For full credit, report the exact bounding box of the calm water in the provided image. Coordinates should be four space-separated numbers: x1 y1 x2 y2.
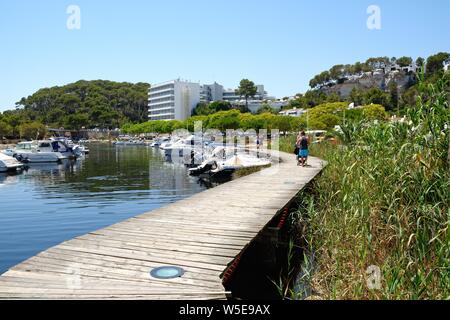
0 144 207 274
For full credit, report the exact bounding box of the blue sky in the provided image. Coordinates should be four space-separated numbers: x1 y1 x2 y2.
0 0 449 111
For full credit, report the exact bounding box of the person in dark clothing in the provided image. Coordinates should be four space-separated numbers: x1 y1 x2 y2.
296 131 309 167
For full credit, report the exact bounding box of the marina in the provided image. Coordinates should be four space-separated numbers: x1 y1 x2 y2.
0 143 326 299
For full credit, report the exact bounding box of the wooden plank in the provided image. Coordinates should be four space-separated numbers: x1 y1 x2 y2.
74 235 241 258
72 236 240 258
103 224 258 240
75 233 245 251
53 244 228 271
57 239 235 265
91 228 250 247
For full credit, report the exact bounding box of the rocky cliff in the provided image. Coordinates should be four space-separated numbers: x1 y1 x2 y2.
320 70 417 98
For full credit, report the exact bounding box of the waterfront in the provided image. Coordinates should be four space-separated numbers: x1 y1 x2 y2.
0 144 207 274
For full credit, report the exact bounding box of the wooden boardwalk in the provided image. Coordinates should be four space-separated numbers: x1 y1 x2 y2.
0 152 326 299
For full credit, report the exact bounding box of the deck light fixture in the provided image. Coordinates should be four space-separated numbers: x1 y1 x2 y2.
150 266 185 279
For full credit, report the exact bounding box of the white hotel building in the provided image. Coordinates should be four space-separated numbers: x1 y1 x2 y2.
148 80 272 121
148 80 200 121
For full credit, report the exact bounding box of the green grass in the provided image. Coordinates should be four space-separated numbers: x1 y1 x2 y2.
279 74 450 299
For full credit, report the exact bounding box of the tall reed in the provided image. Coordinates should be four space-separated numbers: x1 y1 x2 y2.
281 74 449 299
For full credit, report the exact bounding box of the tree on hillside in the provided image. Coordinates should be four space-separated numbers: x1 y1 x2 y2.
1 112 24 137
19 122 47 140
365 57 390 69
426 52 450 77
388 80 399 114
397 56 413 67
0 121 13 139
300 102 347 130
209 101 232 112
64 113 89 130
349 87 365 106
416 57 425 68
350 62 370 74
236 79 257 110
13 80 149 129
326 92 341 103
362 104 389 120
234 104 251 114
207 110 241 132
309 71 332 88
329 65 345 80
364 88 391 110
192 100 232 116
192 102 212 116
304 90 327 107
309 77 319 89
400 86 418 110
286 96 308 110
256 104 277 114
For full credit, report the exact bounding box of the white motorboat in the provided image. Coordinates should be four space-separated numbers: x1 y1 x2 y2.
127 140 148 146
0 153 24 172
114 139 148 146
189 149 271 176
2 142 64 163
212 154 271 174
160 136 184 150
150 137 169 148
163 135 196 155
49 138 84 157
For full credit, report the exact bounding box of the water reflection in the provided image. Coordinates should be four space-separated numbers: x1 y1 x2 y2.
0 144 207 274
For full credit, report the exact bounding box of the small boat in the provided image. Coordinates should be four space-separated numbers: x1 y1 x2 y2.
189 150 271 177
0 153 24 172
2 142 64 163
150 137 169 148
128 140 148 146
50 138 84 157
208 154 271 179
113 139 148 146
163 135 196 156
159 138 176 150
188 159 219 176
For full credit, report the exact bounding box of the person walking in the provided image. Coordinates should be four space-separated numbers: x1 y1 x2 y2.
296 131 309 167
295 132 301 163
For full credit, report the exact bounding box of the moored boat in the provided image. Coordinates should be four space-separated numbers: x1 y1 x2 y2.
189 148 271 177
0 153 24 172
2 142 65 163
49 138 84 158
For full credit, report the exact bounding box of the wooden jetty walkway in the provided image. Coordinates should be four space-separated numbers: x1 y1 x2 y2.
0 152 326 299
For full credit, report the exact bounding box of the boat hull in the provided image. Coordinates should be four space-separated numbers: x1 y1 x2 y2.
0 154 25 172
13 152 64 163
0 164 23 173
